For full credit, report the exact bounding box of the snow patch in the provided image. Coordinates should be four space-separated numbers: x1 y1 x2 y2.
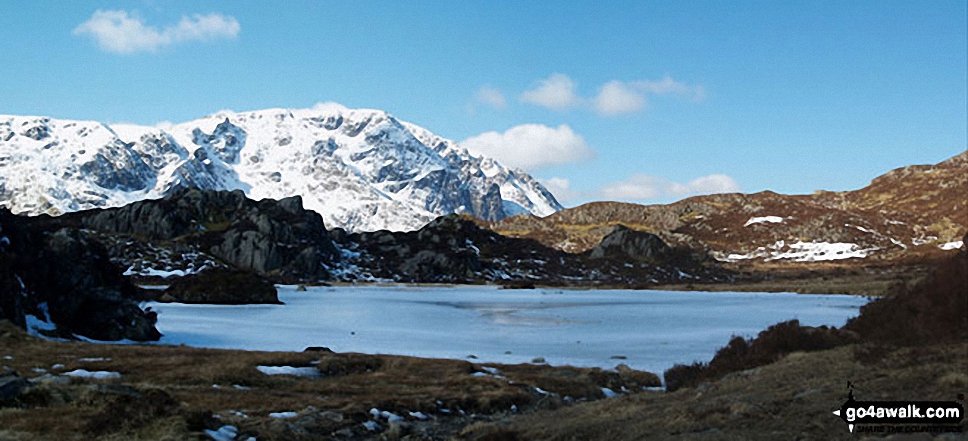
256 365 320 377
940 240 964 250
743 216 786 227
204 425 238 441
269 411 298 419
62 369 121 380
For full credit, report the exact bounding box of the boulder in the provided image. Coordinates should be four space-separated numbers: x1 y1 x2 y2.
589 225 672 262
161 268 280 304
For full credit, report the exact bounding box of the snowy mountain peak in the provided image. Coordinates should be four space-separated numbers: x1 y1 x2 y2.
0 106 562 232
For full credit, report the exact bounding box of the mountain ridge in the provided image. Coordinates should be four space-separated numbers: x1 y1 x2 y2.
0 105 562 232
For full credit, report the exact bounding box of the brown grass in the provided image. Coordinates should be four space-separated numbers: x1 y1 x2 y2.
0 320 659 440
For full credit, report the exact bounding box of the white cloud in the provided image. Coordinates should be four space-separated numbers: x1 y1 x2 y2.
460 124 594 170
598 175 665 201
633 76 706 102
520 74 582 110
73 10 240 54
475 86 507 109
598 173 740 202
593 81 646 116
667 174 739 196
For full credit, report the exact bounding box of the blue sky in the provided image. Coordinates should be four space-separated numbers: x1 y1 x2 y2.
1 1 965 206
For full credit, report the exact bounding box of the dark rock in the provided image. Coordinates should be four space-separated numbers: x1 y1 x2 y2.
162 268 280 304
0 373 30 404
589 225 672 262
303 346 333 353
1 209 160 342
74 188 338 282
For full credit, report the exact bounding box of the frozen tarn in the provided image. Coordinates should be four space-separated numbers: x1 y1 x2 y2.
62 369 121 380
256 365 320 377
145 285 868 376
743 216 786 227
940 240 964 250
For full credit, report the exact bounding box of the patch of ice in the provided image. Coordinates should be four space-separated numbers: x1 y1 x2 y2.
269 411 298 419
51 364 64 370
743 216 785 227
62 369 121 380
362 421 381 431
940 240 964 250
256 365 320 377
232 385 249 390
205 425 238 441
601 387 618 398
78 357 109 362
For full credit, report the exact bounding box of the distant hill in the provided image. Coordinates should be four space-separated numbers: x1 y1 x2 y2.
487 151 967 264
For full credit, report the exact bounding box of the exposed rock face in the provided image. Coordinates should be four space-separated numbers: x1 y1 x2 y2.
0 209 160 341
589 225 671 262
161 269 279 304
336 214 724 285
76 187 338 283
348 216 485 283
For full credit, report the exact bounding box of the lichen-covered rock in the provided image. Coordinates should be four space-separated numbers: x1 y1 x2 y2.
161 268 280 304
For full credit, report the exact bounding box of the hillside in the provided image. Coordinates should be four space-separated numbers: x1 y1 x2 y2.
488 151 967 266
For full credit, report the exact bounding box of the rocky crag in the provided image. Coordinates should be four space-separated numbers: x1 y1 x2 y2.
0 209 160 342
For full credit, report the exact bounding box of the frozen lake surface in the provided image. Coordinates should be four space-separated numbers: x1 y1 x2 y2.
146 285 868 375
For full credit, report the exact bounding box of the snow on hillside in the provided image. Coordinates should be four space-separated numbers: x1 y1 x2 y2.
0 106 563 231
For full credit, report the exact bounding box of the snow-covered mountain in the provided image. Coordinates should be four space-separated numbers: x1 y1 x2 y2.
0 104 562 231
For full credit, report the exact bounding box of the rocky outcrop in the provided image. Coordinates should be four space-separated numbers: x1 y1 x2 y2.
588 225 671 262
74 187 338 283
160 269 280 304
0 209 160 341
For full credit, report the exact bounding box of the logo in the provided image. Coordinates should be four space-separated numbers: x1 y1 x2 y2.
831 381 964 434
